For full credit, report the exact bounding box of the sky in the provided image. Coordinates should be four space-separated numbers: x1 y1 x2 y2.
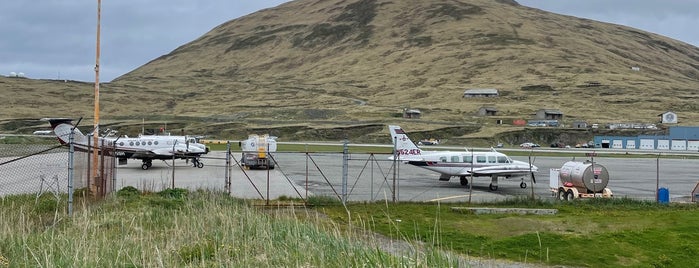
1 0 697 82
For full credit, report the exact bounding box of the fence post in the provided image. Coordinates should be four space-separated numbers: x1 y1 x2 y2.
393 136 397 203
68 128 75 216
171 140 176 189
225 141 231 195
342 139 349 205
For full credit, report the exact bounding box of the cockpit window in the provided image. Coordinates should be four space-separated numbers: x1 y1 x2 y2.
439 156 447 162
497 156 509 163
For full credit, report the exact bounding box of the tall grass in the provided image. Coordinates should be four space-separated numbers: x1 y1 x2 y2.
0 190 458 267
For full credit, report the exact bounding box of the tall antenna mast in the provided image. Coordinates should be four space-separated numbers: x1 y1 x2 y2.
92 0 102 196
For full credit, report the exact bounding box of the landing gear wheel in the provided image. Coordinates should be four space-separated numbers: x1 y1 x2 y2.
520 182 527 189
489 183 498 191
197 162 204 168
460 176 469 186
141 163 149 170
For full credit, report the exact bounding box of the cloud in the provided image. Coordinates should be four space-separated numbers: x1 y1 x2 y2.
0 0 289 81
518 0 699 47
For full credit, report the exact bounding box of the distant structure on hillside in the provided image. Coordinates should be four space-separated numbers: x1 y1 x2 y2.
463 88 498 98
403 108 421 119
477 106 498 116
535 109 563 120
571 121 588 128
8 72 25 78
659 111 678 124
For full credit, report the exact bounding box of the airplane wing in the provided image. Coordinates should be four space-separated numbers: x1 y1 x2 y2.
468 166 536 177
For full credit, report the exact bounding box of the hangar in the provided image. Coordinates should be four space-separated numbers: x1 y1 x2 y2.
594 126 699 151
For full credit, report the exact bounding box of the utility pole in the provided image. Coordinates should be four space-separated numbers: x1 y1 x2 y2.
92 0 102 196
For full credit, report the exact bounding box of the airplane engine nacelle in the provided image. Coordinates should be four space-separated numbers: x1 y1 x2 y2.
559 161 609 193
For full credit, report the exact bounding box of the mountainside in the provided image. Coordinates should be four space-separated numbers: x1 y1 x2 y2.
2 0 699 144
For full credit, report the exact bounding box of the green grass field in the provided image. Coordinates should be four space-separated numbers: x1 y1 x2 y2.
319 198 699 267
2 189 697 267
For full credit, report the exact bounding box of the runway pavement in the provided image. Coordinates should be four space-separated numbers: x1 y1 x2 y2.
111 151 699 203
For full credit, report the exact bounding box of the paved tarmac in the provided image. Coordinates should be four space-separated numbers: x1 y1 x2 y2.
112 151 699 203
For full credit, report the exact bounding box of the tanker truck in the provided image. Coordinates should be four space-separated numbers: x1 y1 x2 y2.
551 161 613 200
239 134 277 170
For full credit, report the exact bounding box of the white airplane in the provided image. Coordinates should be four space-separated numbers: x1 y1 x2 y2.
388 125 538 191
43 118 209 170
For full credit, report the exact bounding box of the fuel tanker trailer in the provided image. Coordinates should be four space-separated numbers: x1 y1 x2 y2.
239 134 277 170
555 161 613 200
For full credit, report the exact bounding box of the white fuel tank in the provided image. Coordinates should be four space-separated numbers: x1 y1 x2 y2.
559 161 609 193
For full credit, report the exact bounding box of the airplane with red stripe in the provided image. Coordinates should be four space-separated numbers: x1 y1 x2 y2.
388 125 537 191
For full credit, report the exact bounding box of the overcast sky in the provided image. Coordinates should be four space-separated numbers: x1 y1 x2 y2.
1 0 697 82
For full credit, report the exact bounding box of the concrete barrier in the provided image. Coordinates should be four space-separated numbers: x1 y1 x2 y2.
451 207 558 215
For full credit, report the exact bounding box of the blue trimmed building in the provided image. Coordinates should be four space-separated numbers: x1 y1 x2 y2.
593 126 699 151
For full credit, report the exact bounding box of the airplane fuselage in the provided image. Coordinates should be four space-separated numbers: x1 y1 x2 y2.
45 118 208 170
404 151 536 178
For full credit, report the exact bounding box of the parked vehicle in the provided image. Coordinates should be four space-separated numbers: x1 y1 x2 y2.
520 142 540 148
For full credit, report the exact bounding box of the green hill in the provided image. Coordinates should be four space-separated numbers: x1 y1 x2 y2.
2 0 698 145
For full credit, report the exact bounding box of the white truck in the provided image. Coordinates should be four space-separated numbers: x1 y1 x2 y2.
239 134 277 169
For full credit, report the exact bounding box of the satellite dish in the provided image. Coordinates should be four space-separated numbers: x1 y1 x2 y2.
18 72 25 77
9 72 16 77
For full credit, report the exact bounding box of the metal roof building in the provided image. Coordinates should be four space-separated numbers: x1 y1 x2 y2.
463 88 499 98
593 126 699 151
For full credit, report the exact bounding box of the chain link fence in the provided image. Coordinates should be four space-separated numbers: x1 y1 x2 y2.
0 144 116 199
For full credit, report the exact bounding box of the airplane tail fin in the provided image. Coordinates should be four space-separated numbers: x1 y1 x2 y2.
388 125 423 159
41 118 87 145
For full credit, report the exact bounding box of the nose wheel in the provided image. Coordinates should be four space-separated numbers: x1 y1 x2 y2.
192 158 204 168
520 181 527 189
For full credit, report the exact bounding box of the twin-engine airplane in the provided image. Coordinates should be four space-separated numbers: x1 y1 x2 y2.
388 125 538 191
44 118 209 170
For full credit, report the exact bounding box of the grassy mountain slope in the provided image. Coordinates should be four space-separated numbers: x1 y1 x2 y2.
2 0 698 143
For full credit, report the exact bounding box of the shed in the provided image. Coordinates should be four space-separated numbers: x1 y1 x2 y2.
403 108 422 119
659 111 677 124
477 106 498 116
463 88 499 98
535 109 563 120
572 121 588 128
